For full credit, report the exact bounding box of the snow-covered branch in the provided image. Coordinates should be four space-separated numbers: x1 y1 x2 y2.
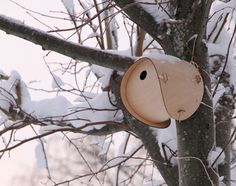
113 0 176 54
0 14 134 71
0 70 129 157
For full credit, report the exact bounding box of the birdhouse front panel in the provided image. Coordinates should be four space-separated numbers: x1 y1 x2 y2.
120 58 170 128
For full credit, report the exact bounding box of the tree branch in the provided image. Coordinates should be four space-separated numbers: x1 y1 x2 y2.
110 73 179 185
0 15 134 71
195 0 213 49
113 0 175 54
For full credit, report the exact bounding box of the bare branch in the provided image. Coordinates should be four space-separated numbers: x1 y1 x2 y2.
110 73 179 185
195 0 214 49
212 24 236 97
0 15 134 71
113 0 175 54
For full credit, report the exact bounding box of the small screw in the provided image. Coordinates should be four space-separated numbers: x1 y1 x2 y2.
194 75 202 84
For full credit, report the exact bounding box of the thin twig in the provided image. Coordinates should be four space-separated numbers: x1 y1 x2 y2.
212 24 236 97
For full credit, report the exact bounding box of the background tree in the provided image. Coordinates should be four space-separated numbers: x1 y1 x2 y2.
0 0 236 185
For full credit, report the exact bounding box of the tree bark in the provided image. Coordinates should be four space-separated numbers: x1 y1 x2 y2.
173 0 218 185
113 0 219 185
176 42 218 186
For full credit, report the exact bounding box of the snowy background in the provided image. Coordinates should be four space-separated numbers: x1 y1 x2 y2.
0 0 236 185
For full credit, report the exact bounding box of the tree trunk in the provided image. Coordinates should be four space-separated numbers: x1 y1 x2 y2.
114 0 220 185
176 41 218 186
168 0 218 184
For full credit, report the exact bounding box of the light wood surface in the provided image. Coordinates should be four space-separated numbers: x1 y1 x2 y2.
120 57 204 128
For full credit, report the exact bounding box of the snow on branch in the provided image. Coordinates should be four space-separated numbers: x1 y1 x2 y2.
113 0 175 54
0 14 134 71
0 69 129 156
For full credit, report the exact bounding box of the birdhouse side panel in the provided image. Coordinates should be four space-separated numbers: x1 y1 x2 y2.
152 60 204 120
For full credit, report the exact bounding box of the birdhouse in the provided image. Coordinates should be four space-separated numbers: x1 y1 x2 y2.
120 57 204 128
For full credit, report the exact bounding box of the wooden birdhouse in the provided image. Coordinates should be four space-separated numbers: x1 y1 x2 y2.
120 57 204 128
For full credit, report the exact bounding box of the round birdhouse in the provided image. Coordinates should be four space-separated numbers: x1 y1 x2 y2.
120 57 204 128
